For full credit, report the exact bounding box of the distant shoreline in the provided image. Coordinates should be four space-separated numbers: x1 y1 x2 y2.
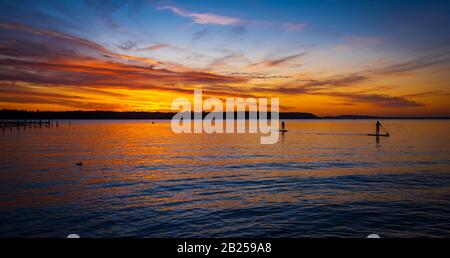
0 110 448 120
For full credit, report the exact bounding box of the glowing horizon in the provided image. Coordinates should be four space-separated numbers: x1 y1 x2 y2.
0 0 449 116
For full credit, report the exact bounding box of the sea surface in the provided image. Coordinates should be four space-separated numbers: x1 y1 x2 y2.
0 120 449 237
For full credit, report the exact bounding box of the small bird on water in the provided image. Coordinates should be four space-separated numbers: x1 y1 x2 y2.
75 162 83 166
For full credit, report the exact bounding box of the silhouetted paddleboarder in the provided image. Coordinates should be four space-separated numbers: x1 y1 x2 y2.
279 121 288 133
369 121 389 137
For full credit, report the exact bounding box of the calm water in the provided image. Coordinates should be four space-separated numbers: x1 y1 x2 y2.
0 120 449 237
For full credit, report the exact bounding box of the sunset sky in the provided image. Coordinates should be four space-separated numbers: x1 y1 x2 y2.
0 0 449 116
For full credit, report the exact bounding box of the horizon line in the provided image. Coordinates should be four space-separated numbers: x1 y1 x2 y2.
1 109 449 119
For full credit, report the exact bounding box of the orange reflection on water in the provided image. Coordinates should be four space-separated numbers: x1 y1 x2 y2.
0 119 450 237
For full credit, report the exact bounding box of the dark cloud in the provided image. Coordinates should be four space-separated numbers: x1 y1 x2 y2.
207 52 248 70
0 95 125 110
0 82 125 110
403 90 450 98
319 92 424 108
252 72 423 108
0 83 88 100
191 28 210 43
249 52 308 68
294 73 369 89
227 72 292 80
257 84 423 108
372 52 450 75
228 24 248 38
116 40 138 51
265 73 369 94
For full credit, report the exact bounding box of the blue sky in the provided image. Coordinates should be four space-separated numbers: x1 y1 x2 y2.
3 0 449 54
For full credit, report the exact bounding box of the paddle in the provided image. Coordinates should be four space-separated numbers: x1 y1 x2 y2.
380 124 390 136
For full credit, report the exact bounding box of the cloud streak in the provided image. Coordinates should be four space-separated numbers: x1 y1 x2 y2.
138 44 172 51
372 52 450 75
254 72 424 108
319 92 423 108
158 6 245 26
249 52 308 68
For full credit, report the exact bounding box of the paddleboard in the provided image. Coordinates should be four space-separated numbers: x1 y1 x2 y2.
367 133 389 137
279 129 288 133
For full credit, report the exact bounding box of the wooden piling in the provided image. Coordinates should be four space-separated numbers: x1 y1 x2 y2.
0 120 59 133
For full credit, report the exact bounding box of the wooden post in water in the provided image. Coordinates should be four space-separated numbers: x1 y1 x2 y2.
0 119 65 132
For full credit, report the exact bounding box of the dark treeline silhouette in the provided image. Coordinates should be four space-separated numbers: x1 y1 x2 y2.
0 110 174 119
0 110 319 120
0 110 447 120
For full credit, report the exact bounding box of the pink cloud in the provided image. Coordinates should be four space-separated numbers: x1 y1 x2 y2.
159 6 245 26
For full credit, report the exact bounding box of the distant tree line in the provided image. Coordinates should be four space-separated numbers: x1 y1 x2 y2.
1 110 446 119
0 110 319 120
